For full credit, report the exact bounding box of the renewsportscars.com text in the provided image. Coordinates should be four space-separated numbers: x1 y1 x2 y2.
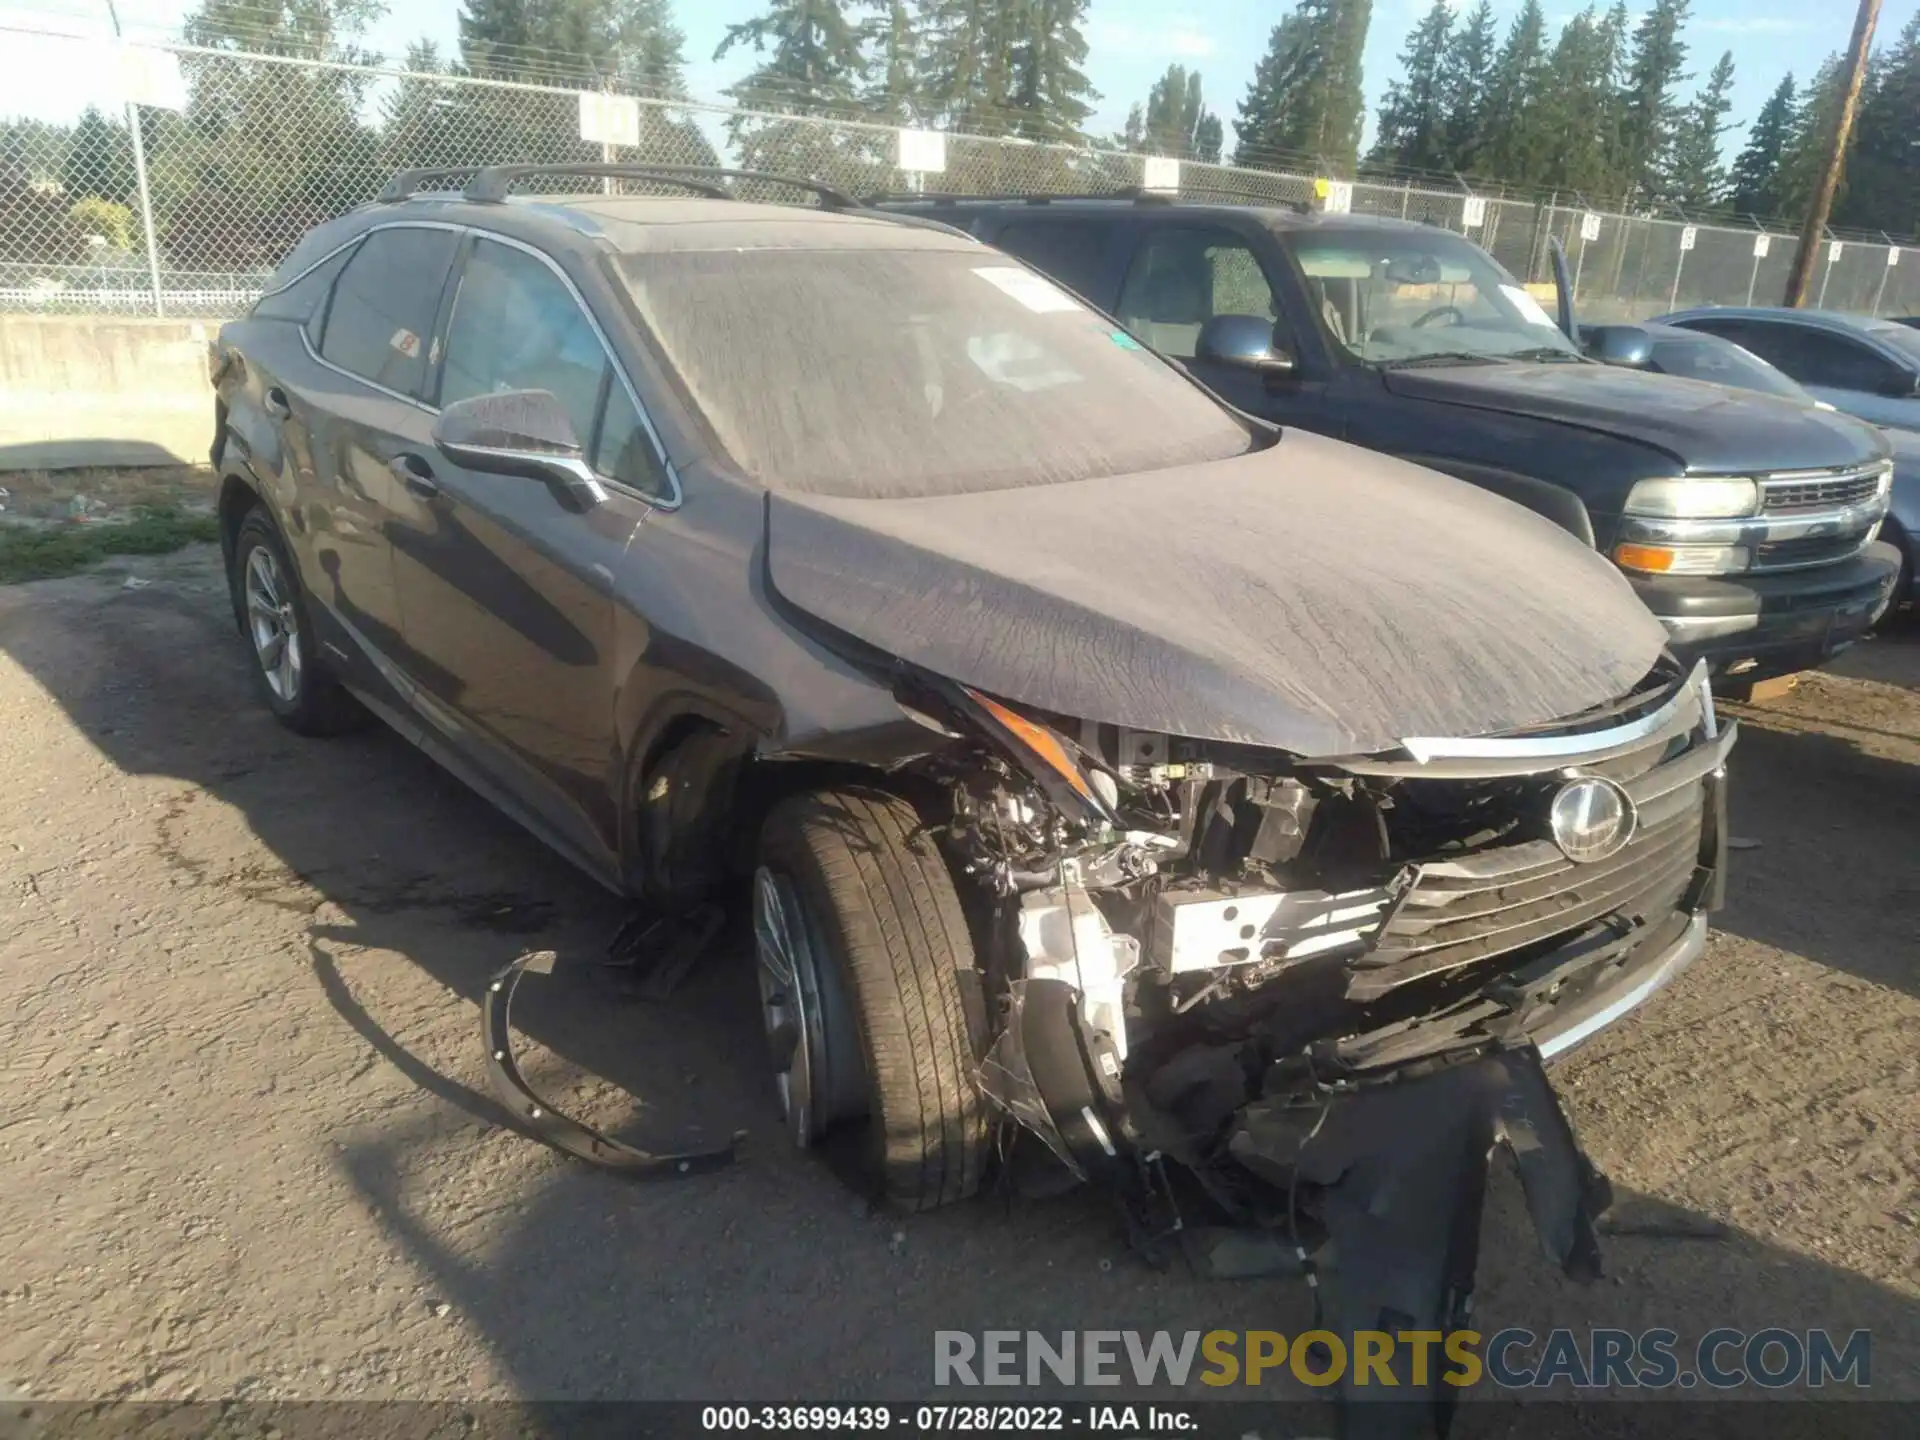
934 1328 1871 1391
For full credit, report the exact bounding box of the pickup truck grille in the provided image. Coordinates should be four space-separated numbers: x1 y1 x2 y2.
1760 464 1888 513
1347 718 1725 1001
1753 533 1874 570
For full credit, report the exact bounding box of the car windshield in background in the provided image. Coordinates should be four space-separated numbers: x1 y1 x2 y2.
1279 229 1582 366
616 249 1256 499
1650 334 1811 402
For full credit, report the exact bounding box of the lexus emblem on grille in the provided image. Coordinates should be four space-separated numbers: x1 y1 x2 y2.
1549 776 1638 863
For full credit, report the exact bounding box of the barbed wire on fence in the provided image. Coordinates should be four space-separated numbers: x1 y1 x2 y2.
4 27 1920 320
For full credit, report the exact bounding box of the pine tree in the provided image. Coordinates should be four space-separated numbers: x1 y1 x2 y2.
1232 0 1374 172
458 0 687 90
1368 0 1452 172
918 0 1019 135
1617 0 1691 202
1476 0 1550 183
1840 14 1920 233
1123 64 1218 159
1666 50 1734 207
1001 0 1098 142
1726 73 1796 217
1529 5 1629 198
1435 0 1497 171
717 0 868 176
61 107 137 208
1194 112 1224 164
862 0 920 121
1773 55 1854 221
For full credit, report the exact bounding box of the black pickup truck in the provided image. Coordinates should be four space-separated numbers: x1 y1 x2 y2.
879 195 1900 683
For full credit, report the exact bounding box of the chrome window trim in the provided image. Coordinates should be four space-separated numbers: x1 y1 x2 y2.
272 218 681 509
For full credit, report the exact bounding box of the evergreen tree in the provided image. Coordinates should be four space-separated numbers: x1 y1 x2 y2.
1194 112 1224 164
1529 5 1629 198
918 0 1018 135
1773 55 1854 220
1667 50 1734 207
1617 0 1691 202
1840 14 1920 234
1476 0 1550 183
1001 0 1097 142
1435 0 1497 171
1726 73 1796 217
1123 64 1218 158
1367 0 1451 172
61 107 137 208
458 0 686 91
1233 0 1374 171
717 0 868 176
862 0 920 121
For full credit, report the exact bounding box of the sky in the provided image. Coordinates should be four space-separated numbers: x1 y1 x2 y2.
1 0 1914 165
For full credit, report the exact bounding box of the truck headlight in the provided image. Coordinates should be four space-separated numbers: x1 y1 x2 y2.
1615 542 1750 574
1625 476 1760 519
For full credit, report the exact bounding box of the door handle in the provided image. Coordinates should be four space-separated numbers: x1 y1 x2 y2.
389 452 439 498
263 386 292 419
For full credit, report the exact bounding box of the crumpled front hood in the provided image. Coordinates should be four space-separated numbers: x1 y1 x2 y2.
1384 361 1888 474
765 431 1669 758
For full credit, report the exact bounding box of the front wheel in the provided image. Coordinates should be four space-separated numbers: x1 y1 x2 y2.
231 507 365 736
754 787 990 1212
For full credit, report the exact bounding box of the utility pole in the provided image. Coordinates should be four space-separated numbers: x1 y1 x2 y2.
1782 0 1881 307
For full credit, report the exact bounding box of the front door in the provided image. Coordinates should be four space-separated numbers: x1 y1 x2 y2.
1112 223 1336 434
390 234 655 877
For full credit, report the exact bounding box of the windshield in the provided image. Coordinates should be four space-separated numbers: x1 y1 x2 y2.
615 248 1255 498
1649 333 1811 402
1866 320 1920 368
1279 227 1581 365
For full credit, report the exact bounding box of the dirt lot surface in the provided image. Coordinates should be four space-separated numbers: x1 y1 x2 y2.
0 544 1915 1429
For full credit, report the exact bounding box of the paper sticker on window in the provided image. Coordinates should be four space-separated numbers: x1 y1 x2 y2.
1498 284 1557 329
389 328 420 358
973 266 1081 313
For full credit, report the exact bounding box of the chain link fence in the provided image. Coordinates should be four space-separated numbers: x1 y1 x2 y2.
4 31 1920 322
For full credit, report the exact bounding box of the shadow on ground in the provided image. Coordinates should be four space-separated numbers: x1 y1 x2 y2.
1 548 1913 1424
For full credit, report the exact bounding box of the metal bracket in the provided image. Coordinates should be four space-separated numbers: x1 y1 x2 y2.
481 949 743 1177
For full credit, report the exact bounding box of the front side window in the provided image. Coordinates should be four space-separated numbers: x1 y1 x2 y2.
1648 334 1810 402
616 247 1255 499
1115 228 1283 360
317 227 459 398
1725 325 1906 394
993 221 1114 305
440 238 609 449
1279 227 1581 366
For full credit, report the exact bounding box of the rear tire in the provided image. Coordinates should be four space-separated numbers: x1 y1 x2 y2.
755 787 989 1212
231 507 366 736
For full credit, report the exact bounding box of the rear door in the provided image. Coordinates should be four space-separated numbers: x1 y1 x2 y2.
389 232 672 879
278 223 461 704
1683 318 1920 429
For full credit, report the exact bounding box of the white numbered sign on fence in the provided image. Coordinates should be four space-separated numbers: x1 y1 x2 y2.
1753 234 1771 258
117 43 187 111
1142 156 1181 193
1321 180 1353 214
897 128 947 174
1461 197 1486 229
578 91 641 148
1680 226 1697 252
1580 213 1601 242
1891 248 1902 268
1828 241 1844 264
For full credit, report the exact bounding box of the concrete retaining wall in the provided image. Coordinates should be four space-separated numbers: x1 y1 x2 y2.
0 314 231 471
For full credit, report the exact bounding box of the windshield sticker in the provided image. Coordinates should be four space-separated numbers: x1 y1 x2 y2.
1109 330 1144 350
1499 284 1559 329
388 327 421 358
973 266 1082 313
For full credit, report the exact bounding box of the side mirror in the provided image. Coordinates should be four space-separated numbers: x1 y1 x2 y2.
1582 324 1655 368
1195 314 1296 375
431 390 606 511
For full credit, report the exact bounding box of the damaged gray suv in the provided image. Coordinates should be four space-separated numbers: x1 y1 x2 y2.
212 167 1734 1404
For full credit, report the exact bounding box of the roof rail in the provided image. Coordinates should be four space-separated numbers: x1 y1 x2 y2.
860 187 1177 207
377 163 860 209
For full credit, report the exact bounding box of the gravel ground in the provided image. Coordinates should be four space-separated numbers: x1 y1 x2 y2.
0 545 1914 1431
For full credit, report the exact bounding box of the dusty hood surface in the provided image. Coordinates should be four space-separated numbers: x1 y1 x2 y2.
1384 362 1888 474
766 432 1669 757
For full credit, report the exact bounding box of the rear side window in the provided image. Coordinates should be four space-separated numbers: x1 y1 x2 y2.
992 221 1114 305
439 238 609 450
252 242 357 341
318 227 460 398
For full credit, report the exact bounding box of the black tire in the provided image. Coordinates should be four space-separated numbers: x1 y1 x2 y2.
230 506 366 736
757 787 990 1212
